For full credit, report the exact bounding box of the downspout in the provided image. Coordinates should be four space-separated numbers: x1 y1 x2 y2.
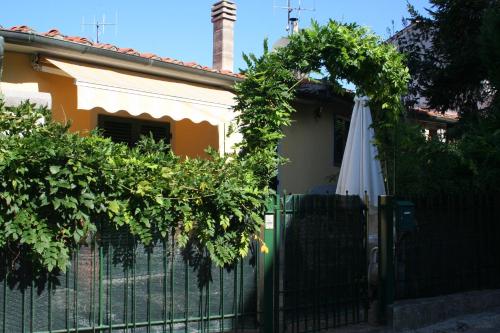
0 36 4 83
0 36 4 101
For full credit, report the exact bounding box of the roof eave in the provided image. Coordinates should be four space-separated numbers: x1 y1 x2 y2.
0 30 243 90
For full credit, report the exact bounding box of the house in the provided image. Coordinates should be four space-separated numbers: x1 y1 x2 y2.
0 1 242 159
279 82 354 194
388 22 458 141
0 0 355 195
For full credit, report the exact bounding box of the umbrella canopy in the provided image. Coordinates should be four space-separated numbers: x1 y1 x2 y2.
335 96 386 206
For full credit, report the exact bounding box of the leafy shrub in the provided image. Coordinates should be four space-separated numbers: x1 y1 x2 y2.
0 101 267 272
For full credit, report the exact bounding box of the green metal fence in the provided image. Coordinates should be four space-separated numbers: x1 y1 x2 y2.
395 195 500 300
0 228 260 333
278 194 368 333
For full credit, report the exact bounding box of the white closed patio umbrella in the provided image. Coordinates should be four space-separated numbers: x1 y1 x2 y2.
335 95 386 285
335 96 386 204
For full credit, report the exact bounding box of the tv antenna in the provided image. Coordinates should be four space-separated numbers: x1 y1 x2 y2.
81 13 118 43
274 0 316 35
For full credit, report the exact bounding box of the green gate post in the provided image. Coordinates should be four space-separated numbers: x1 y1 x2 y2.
378 195 394 324
262 194 280 333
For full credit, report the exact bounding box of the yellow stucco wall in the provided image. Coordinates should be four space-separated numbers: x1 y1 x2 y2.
174 119 219 158
2 51 91 133
2 51 220 158
279 101 351 194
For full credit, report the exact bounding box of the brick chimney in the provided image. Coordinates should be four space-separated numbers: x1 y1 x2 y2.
211 1 237 72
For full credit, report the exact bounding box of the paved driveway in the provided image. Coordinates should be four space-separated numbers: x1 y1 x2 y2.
325 307 500 333
410 308 500 333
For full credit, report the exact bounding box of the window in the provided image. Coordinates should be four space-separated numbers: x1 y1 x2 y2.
333 115 350 166
98 115 171 147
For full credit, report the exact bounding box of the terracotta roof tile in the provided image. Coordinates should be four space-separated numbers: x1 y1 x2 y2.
140 52 161 60
412 107 459 121
65 36 93 45
10 25 34 33
1 24 243 78
94 43 118 51
43 29 62 38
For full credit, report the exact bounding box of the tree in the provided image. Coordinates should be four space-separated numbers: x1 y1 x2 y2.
389 0 500 196
480 4 500 111
404 0 498 121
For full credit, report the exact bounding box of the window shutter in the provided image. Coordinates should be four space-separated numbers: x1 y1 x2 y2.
98 116 134 146
333 116 350 166
139 122 171 145
98 115 171 147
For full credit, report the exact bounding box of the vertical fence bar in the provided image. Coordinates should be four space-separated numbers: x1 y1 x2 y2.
66 265 70 333
378 195 394 323
207 276 211 332
91 237 96 331
200 282 204 333
239 259 244 327
163 241 167 333
219 267 224 333
170 232 174 333
98 243 104 327
48 277 52 332
344 195 349 326
324 196 331 330
132 241 137 332
108 241 113 333
312 196 318 332
254 240 259 329
274 194 280 333
31 279 35 333
304 198 309 332
233 263 238 332
3 266 6 333
21 284 25 333
124 241 129 333
74 247 79 333
294 195 300 333
185 258 189 333
147 248 151 333
333 195 338 328
262 194 278 333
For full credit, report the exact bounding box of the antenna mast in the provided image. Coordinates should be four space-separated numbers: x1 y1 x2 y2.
82 13 118 43
274 0 315 35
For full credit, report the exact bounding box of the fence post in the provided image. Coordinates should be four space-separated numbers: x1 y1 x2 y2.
378 195 394 324
262 194 280 333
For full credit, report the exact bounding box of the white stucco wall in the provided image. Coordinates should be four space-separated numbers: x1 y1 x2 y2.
278 100 352 194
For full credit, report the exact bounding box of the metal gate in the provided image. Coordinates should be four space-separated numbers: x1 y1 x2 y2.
277 194 368 333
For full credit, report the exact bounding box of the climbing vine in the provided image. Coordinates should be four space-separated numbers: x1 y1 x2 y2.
0 20 408 273
234 20 410 178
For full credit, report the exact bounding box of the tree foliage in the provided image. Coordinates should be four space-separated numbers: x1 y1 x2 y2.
403 0 498 119
388 0 500 196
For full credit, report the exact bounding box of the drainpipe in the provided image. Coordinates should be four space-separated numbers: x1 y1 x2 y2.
0 36 4 82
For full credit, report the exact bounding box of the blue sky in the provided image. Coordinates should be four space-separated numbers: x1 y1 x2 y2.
0 0 431 71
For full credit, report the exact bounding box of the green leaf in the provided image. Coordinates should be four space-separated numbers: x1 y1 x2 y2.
49 165 61 174
108 200 120 214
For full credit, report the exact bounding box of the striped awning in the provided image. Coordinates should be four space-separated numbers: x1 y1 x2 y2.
44 57 236 126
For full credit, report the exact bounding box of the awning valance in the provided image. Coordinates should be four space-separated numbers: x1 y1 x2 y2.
44 57 236 126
